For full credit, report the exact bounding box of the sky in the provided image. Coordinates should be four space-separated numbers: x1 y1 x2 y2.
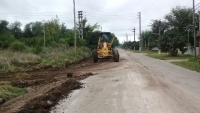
0 0 200 43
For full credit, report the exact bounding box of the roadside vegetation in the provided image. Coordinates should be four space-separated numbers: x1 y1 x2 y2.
0 17 120 103
122 5 199 72
172 59 200 73
146 52 191 60
0 82 27 100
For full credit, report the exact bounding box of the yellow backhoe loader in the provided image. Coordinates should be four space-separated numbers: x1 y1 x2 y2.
92 32 119 62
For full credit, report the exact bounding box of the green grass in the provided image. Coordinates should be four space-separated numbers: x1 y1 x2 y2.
132 50 200 72
40 46 91 67
132 50 158 54
146 53 191 60
0 83 27 100
0 51 41 72
132 50 191 60
0 46 91 72
172 59 200 73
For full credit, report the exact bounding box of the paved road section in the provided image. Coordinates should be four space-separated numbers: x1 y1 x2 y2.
51 49 200 113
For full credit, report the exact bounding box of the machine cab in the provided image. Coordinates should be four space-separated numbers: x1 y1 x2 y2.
99 32 112 43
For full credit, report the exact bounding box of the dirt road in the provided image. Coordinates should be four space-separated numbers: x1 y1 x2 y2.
51 49 200 113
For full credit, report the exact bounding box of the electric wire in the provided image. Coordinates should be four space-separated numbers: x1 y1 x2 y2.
139 0 152 12
143 0 158 13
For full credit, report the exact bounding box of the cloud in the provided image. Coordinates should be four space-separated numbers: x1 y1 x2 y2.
0 0 199 43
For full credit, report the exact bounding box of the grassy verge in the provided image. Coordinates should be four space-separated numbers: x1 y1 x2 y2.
132 50 190 60
132 50 191 60
0 82 27 100
40 46 91 67
146 53 191 60
132 50 200 73
0 46 91 72
0 46 91 103
0 51 41 72
172 59 200 73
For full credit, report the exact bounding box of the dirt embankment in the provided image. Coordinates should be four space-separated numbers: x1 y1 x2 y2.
0 58 95 113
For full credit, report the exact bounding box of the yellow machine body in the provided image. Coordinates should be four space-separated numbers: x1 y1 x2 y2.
97 37 115 58
92 32 119 62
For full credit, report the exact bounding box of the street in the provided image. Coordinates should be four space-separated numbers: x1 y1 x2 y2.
51 49 200 113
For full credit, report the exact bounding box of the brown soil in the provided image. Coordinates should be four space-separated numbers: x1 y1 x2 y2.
0 58 96 113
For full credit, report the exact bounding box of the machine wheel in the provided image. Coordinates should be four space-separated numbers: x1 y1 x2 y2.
113 49 119 62
92 49 98 63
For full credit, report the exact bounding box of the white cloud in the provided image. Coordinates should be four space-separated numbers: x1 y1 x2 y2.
0 0 199 43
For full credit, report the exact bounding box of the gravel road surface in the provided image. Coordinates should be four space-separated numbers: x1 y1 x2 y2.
51 49 200 113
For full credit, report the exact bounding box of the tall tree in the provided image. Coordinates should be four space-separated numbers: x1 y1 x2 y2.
0 20 9 33
165 6 193 32
9 21 22 39
151 20 169 35
164 6 199 46
23 23 34 38
45 19 61 41
32 21 43 37
161 28 186 56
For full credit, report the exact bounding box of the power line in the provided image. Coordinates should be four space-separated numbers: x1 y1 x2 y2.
84 14 138 18
84 12 138 16
140 0 152 12
143 0 158 13
86 17 138 20
76 3 109 14
85 15 138 19
0 12 73 15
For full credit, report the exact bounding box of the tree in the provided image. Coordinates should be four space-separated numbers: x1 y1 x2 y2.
0 20 9 33
164 6 199 48
151 20 169 35
0 33 15 49
111 33 119 48
140 30 159 50
60 23 67 38
45 19 61 41
23 23 34 38
32 21 43 37
165 6 193 32
9 21 22 39
121 41 140 50
161 28 186 56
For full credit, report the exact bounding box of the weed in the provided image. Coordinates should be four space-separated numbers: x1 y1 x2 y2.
0 83 27 100
172 58 200 73
146 52 191 60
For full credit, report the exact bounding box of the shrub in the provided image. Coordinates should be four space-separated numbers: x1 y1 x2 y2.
10 41 27 52
33 46 43 54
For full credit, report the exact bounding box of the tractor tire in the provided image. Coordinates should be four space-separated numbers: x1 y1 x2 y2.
113 49 119 62
92 49 98 63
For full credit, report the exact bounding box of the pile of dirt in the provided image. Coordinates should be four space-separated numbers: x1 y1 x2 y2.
0 58 96 113
18 79 82 113
18 72 94 113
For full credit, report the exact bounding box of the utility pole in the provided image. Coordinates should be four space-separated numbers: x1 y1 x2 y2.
78 11 81 39
132 27 136 50
148 37 150 51
78 11 83 39
187 27 190 45
158 21 161 54
73 0 76 53
138 12 142 51
198 11 200 56
126 33 128 42
44 25 46 47
193 0 196 58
